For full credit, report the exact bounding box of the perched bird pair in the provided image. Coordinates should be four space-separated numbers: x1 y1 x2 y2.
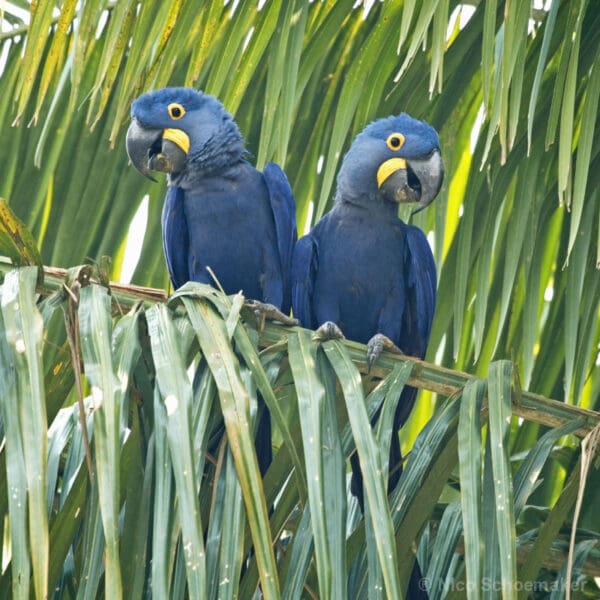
126 87 443 505
127 86 442 599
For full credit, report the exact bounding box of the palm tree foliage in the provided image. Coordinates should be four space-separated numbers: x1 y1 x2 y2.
0 0 599 598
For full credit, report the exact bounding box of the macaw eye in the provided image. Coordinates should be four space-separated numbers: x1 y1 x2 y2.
386 133 405 151
168 103 185 120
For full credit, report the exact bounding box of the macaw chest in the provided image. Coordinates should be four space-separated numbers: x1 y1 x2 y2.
321 217 406 295
314 217 408 342
181 188 278 296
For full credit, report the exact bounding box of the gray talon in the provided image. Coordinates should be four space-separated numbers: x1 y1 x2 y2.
249 300 298 326
313 321 345 341
367 333 403 370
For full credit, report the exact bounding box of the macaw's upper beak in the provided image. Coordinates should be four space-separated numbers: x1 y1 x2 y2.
126 118 189 180
377 148 444 212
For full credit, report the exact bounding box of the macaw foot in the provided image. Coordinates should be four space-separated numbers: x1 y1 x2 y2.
312 321 345 342
366 334 404 370
248 300 298 326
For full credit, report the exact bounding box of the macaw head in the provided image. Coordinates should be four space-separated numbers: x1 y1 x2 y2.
126 87 243 181
336 113 443 212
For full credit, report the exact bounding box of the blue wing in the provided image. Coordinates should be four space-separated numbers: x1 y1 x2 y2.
291 234 318 328
161 186 189 289
390 224 437 435
263 162 297 313
401 224 437 358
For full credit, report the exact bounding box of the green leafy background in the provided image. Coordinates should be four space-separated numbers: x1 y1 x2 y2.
0 1 599 598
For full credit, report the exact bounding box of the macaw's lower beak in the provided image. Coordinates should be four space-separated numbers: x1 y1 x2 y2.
377 149 444 212
126 118 189 180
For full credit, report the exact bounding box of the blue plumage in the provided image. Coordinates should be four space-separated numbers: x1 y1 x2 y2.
127 87 296 312
292 113 441 599
127 87 297 472
292 112 443 509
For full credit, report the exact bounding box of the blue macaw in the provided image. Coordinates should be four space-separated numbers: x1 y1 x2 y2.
126 87 297 473
292 114 441 598
292 114 443 508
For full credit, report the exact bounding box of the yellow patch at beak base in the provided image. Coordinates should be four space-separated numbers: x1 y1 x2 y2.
163 128 190 154
377 157 407 188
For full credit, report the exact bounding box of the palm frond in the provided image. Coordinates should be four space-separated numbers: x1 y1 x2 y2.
0 262 598 597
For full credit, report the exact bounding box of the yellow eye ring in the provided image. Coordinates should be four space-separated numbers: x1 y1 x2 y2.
167 103 185 120
386 133 405 151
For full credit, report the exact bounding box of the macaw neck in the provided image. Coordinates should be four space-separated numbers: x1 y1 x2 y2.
169 152 246 189
337 191 401 221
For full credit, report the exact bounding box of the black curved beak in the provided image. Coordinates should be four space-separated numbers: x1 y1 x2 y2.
126 118 188 180
126 119 161 181
377 148 444 212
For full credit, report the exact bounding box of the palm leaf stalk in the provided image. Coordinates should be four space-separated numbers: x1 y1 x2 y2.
1 257 596 435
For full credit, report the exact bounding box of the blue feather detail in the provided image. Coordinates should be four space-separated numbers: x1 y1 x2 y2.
161 186 189 290
291 235 318 328
401 224 437 358
263 162 297 313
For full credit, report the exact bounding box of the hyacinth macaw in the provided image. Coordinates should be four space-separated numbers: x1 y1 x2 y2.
292 113 443 508
292 113 442 599
126 87 297 473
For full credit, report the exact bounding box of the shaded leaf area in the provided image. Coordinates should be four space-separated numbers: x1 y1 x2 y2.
0 0 598 411
0 265 599 599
